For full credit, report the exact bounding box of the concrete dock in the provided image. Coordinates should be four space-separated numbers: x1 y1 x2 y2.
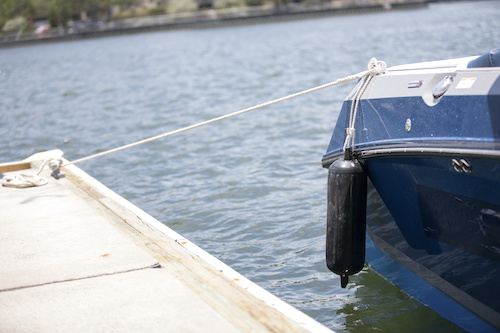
0 151 333 332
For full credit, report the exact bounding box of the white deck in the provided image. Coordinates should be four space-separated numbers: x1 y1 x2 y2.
0 151 333 333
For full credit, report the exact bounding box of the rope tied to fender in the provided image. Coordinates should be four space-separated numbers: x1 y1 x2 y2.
1 58 386 188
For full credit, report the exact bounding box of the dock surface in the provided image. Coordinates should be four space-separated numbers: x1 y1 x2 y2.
0 151 332 332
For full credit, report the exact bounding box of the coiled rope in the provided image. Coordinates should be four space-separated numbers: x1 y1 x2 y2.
1 158 62 188
1 58 386 188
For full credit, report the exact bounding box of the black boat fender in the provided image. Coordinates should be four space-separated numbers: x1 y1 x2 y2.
326 148 367 288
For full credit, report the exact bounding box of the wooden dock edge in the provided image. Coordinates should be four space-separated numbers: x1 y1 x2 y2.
58 160 333 333
0 161 32 173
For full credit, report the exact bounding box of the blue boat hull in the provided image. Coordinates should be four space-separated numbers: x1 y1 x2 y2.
323 51 500 332
365 158 500 332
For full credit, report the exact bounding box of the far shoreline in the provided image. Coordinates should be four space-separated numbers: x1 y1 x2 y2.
0 1 428 49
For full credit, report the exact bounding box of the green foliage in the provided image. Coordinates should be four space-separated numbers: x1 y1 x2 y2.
2 16 28 32
214 0 245 9
168 0 198 14
113 0 143 8
0 0 31 29
51 0 126 26
1 0 120 29
146 6 166 15
48 0 70 27
244 0 263 6
0 0 207 31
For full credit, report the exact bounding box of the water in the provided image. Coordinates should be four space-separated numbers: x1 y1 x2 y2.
1 1 499 331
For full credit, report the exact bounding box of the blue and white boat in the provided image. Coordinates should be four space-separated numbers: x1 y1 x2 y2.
323 49 500 332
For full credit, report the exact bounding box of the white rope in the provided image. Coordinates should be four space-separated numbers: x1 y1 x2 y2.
1 173 49 188
62 58 387 168
343 58 386 152
0 158 62 188
1 58 387 188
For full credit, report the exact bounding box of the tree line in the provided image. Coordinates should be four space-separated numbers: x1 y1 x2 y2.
0 0 150 31
1 0 287 32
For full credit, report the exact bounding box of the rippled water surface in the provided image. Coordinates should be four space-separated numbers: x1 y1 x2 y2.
2 1 500 331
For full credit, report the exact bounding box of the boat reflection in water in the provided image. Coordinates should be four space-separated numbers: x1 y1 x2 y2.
323 49 500 332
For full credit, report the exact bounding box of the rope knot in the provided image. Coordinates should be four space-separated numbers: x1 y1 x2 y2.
367 58 387 75
346 128 356 137
48 158 62 172
1 158 63 188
